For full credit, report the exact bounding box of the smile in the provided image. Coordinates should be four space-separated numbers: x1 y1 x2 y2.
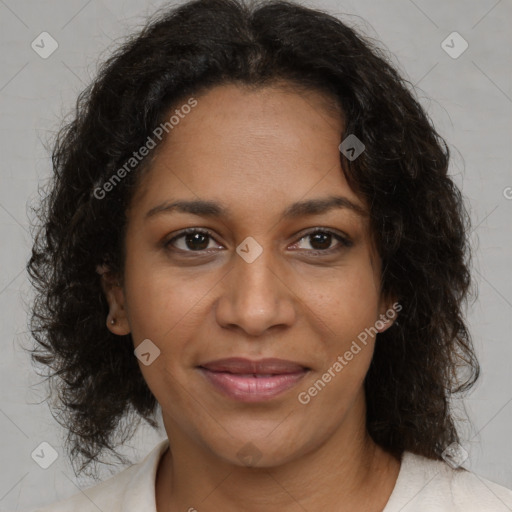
198 357 310 402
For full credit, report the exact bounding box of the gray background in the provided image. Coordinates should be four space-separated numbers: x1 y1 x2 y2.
0 0 511 510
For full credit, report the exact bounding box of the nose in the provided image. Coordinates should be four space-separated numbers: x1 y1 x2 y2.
214 243 297 337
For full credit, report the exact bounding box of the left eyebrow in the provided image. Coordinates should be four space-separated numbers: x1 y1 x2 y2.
280 195 368 220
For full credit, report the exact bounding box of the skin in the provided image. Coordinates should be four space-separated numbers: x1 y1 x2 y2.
101 82 401 512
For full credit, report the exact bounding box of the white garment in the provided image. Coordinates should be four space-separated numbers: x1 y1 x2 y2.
31 439 512 511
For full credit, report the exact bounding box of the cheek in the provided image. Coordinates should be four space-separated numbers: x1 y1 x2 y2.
126 273 203 340
124 268 205 408
303 261 381 337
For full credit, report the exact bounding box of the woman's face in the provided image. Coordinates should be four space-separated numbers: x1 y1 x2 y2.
107 82 395 467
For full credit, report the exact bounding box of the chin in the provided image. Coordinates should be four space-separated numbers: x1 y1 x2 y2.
205 430 307 469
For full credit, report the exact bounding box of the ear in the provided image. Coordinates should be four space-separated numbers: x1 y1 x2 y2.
376 294 401 334
96 264 131 336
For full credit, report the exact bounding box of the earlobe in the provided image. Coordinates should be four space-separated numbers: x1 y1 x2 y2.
376 313 394 333
376 297 400 333
97 264 131 335
105 285 131 335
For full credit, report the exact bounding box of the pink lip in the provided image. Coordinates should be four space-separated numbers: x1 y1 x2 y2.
198 358 310 402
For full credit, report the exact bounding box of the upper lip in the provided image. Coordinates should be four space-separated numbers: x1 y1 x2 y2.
199 357 309 374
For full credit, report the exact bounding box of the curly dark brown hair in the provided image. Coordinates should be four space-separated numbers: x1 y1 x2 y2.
26 0 479 479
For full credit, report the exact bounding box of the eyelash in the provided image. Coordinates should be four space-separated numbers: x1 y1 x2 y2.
163 227 353 256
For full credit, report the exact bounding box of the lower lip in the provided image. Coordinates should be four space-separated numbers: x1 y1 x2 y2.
198 368 309 402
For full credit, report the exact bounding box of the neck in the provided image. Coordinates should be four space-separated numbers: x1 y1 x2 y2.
156 393 401 512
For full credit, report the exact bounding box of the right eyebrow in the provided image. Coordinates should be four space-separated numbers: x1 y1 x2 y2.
145 199 228 220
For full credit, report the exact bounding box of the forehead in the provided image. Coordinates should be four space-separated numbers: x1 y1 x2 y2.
130 82 363 218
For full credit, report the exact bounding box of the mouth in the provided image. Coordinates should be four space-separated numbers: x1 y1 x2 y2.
197 357 311 402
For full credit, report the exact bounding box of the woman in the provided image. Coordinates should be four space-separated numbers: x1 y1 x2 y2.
27 0 512 510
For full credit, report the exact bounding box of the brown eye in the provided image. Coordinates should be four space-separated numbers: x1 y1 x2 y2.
292 229 352 253
182 232 210 251
309 232 333 250
165 228 222 253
